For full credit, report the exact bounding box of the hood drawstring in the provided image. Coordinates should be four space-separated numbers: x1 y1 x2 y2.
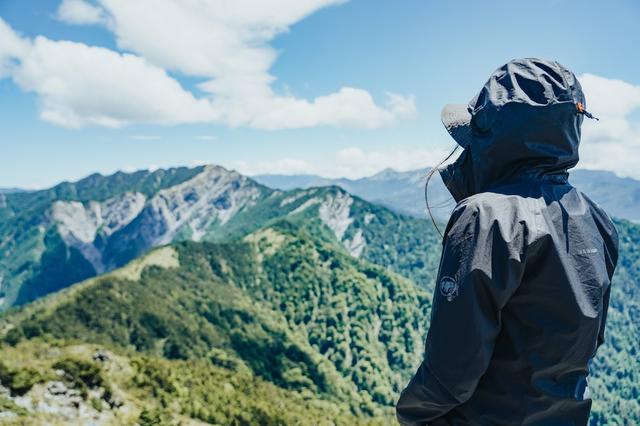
576 102 599 121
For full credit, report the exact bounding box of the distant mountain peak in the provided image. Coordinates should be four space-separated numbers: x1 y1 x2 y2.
369 167 399 180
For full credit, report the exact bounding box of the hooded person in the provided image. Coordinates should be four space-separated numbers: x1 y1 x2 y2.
395 58 619 425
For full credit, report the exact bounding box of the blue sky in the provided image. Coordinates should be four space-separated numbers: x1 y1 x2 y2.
1 0 639 188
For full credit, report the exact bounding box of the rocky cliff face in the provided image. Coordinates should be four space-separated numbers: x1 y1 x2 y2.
101 165 266 269
51 165 263 254
51 192 147 273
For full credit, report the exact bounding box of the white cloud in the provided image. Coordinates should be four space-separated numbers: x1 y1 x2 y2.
0 1 416 130
232 146 456 179
21 38 215 128
195 135 217 141
0 19 30 78
243 88 414 130
1 23 216 128
56 0 108 25
578 74 640 178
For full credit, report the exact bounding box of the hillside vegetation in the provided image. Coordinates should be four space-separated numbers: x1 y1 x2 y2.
1 221 429 423
0 338 382 425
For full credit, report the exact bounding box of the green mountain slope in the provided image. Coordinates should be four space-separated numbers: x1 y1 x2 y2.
588 219 640 423
0 339 380 425
0 220 429 423
209 184 444 287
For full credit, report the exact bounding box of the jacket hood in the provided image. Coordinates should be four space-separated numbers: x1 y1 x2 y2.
439 58 586 202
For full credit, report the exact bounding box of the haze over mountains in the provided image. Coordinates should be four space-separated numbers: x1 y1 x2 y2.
0 188 26 194
0 164 638 424
255 167 640 223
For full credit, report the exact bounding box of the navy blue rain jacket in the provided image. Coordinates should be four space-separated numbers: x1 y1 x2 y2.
396 58 619 425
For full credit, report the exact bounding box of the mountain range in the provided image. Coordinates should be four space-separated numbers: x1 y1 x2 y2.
0 164 638 424
254 167 640 223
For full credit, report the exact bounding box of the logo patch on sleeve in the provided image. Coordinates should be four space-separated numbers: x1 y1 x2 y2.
439 276 459 302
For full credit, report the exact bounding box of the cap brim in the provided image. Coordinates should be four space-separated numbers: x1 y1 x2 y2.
441 103 473 148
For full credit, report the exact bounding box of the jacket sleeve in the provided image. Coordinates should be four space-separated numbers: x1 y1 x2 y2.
396 200 526 425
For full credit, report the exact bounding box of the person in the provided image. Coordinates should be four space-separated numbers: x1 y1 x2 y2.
396 58 619 425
